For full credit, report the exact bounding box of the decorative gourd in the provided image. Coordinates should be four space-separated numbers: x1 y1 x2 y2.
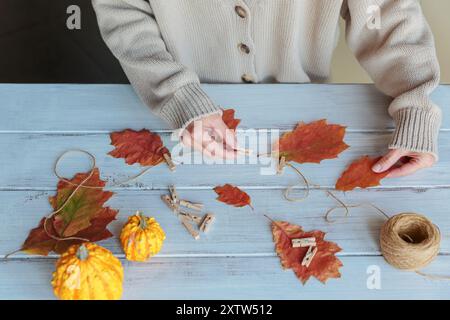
51 243 123 300
120 211 166 262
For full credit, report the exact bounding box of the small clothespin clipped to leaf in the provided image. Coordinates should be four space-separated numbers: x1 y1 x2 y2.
163 153 176 171
301 246 318 268
277 156 286 175
291 237 316 248
291 236 318 268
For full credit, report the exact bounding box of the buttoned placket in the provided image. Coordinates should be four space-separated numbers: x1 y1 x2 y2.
234 2 258 83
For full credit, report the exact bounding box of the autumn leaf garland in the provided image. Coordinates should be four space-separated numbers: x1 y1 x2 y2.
16 113 391 289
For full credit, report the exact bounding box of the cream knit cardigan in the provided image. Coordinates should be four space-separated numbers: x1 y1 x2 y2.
92 0 441 156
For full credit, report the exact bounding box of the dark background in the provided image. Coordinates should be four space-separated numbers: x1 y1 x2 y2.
0 0 127 83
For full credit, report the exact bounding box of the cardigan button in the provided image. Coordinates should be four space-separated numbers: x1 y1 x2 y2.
239 43 250 54
241 74 254 83
235 6 247 18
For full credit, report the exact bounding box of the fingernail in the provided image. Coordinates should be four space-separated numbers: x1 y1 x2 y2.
372 164 382 173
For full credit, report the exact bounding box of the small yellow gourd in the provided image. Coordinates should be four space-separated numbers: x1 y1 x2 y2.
52 243 123 300
120 211 166 262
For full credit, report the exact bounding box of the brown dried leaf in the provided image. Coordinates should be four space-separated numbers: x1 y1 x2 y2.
20 168 118 256
214 184 253 209
51 168 114 237
336 156 389 191
278 119 349 164
109 129 169 166
272 221 343 284
222 109 241 130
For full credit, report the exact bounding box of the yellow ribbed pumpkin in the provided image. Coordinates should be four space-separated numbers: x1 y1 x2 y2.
120 211 166 262
52 243 123 300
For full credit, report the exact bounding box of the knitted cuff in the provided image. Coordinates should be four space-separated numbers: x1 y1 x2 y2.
159 83 221 130
389 108 441 160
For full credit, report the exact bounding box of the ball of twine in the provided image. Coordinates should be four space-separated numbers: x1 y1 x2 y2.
380 213 441 271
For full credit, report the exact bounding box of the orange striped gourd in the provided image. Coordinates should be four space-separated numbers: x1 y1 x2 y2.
120 211 166 262
52 243 123 300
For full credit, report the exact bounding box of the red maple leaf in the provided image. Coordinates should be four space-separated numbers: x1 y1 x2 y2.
277 119 349 164
222 109 241 130
20 168 118 256
214 184 253 209
271 221 343 284
336 156 390 191
109 129 170 166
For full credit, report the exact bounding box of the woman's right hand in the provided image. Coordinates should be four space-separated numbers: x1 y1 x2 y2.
180 113 238 159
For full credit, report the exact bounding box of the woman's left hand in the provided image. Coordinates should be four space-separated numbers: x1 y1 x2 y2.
372 149 436 178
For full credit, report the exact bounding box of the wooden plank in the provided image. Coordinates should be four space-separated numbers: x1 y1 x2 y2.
2 188 450 257
0 84 448 132
1 132 450 190
1 255 449 299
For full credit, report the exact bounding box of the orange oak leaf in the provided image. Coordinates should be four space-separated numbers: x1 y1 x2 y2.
271 221 343 284
20 168 118 256
336 156 389 191
51 168 114 237
214 184 253 209
277 119 349 164
222 109 241 130
109 129 170 166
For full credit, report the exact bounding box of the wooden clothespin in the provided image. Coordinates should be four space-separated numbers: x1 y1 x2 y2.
277 156 286 175
179 199 204 212
180 216 200 240
168 185 179 204
163 153 176 171
301 246 318 268
179 210 203 224
291 237 316 248
161 194 179 213
199 213 215 233
235 147 253 155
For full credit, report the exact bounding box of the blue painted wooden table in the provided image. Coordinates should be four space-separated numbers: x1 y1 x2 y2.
0 84 449 299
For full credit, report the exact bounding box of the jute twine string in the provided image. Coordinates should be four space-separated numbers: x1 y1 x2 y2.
282 162 450 280
54 149 154 190
5 149 155 258
6 148 448 280
380 213 441 271
49 150 448 279
283 162 310 202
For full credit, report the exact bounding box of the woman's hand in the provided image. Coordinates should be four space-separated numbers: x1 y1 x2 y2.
372 149 436 178
180 113 238 159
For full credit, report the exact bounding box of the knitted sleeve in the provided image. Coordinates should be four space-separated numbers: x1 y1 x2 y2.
91 0 220 129
342 0 441 159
